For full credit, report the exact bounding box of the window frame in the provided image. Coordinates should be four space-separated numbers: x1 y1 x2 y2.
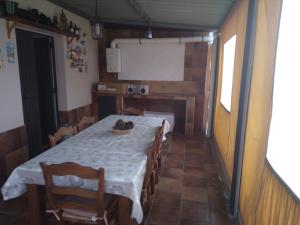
220 34 237 112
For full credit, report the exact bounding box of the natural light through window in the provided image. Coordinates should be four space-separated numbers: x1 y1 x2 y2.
220 35 236 111
266 0 300 198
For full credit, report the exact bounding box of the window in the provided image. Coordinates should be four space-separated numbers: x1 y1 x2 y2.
220 35 237 112
266 0 300 198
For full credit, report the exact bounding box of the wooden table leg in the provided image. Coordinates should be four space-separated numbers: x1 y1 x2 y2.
185 96 195 137
27 184 45 225
116 96 124 115
118 196 133 225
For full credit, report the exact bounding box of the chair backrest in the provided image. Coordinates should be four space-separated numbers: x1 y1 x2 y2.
40 162 105 217
120 107 144 116
48 126 77 147
143 120 165 186
144 143 157 186
154 120 165 152
77 116 95 132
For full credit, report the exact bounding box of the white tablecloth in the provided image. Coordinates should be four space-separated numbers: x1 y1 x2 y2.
1 115 169 223
144 111 175 133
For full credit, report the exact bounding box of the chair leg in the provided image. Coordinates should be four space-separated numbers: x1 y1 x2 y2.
57 211 66 225
58 219 66 225
154 162 159 184
114 212 119 225
141 188 149 213
150 172 156 194
155 172 158 184
158 155 162 172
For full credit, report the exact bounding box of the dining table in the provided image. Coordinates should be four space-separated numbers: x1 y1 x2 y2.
1 115 169 225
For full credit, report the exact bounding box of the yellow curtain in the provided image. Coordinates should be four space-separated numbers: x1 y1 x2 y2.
213 0 249 182
239 0 300 224
254 163 300 225
213 0 300 223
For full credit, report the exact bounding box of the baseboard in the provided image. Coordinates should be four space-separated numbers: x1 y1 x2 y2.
209 136 231 195
210 136 245 225
237 209 245 225
59 104 93 125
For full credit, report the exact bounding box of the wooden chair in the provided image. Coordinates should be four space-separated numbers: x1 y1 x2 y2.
157 120 166 172
141 143 157 213
154 120 166 183
48 126 77 147
140 121 165 212
77 116 96 132
119 107 144 116
40 162 118 225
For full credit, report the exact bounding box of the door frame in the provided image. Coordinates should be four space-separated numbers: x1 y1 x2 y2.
229 0 259 219
15 28 59 156
15 26 61 127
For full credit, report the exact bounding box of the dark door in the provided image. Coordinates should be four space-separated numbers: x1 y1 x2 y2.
98 96 117 119
33 36 58 145
16 29 58 157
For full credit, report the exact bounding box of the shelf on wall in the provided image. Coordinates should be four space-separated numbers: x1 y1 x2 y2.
1 16 79 42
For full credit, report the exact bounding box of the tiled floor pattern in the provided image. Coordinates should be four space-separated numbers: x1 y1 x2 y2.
144 133 231 225
0 133 231 225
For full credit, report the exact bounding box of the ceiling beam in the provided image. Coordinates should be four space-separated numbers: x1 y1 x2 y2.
125 0 151 25
99 18 218 32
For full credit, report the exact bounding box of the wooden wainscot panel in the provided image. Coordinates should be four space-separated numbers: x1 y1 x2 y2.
0 126 27 156
98 82 127 95
5 146 29 176
99 81 201 96
146 81 201 95
0 125 28 185
59 104 93 125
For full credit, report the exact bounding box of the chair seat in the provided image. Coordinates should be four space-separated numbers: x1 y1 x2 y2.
62 208 97 222
56 194 117 223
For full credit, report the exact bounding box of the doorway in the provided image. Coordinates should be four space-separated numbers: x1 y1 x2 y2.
16 29 58 158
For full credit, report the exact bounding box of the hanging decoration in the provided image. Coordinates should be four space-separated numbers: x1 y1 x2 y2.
68 32 88 73
91 23 103 39
91 0 103 40
145 26 153 39
5 41 15 64
59 9 68 31
84 61 88 73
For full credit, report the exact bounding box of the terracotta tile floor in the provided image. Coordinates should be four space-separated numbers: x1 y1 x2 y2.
0 133 232 225
144 133 231 225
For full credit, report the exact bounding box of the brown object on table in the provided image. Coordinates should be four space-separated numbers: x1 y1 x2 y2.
77 116 96 132
113 119 134 131
112 128 133 135
119 107 144 116
48 126 77 147
40 162 118 225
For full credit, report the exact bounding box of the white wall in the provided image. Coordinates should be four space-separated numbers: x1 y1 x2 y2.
0 0 99 133
0 20 24 133
118 43 185 81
